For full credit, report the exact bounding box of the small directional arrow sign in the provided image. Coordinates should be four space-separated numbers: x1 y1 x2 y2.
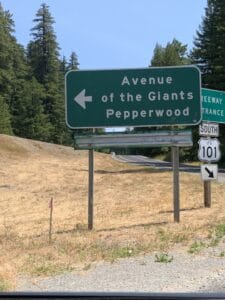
205 167 214 178
201 164 218 181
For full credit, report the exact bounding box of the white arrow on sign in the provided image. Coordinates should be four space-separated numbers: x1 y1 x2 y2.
74 89 92 109
201 164 218 181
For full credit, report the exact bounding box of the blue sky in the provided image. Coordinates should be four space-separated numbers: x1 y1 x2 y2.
1 0 207 69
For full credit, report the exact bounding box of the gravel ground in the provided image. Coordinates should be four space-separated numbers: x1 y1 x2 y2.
16 242 225 293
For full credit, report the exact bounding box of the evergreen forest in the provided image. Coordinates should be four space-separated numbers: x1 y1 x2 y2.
0 2 78 145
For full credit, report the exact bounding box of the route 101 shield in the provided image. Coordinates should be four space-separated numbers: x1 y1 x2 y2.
198 138 221 162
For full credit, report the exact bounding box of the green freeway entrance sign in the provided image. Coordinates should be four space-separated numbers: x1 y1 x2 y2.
65 66 201 129
202 88 225 123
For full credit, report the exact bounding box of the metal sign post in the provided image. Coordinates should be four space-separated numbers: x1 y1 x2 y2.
75 131 193 228
77 132 191 228
204 181 211 208
88 128 95 230
88 148 94 230
172 147 180 222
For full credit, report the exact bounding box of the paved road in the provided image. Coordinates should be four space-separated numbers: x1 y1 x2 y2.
114 155 225 181
115 155 200 172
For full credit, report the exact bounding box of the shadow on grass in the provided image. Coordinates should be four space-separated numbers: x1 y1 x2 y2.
52 220 169 236
52 206 204 236
95 168 168 174
97 206 204 232
159 205 204 214
67 168 160 174
96 221 169 232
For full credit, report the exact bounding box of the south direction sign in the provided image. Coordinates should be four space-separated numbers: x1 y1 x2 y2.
199 122 219 137
202 88 225 123
65 66 201 129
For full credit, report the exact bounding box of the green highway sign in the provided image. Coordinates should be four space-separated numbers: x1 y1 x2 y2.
202 88 225 123
65 66 201 129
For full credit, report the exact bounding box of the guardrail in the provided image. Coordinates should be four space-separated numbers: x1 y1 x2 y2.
74 131 193 149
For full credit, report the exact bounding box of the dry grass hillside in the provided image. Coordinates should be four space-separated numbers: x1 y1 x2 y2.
0 134 225 290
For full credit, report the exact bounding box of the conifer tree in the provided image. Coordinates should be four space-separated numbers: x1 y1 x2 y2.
0 95 12 134
0 3 47 140
27 3 60 84
68 51 79 70
0 4 13 134
191 0 225 163
60 56 69 74
0 3 29 135
0 2 78 144
11 78 51 140
131 39 191 158
0 3 16 107
191 0 225 91
27 3 67 144
150 39 190 66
